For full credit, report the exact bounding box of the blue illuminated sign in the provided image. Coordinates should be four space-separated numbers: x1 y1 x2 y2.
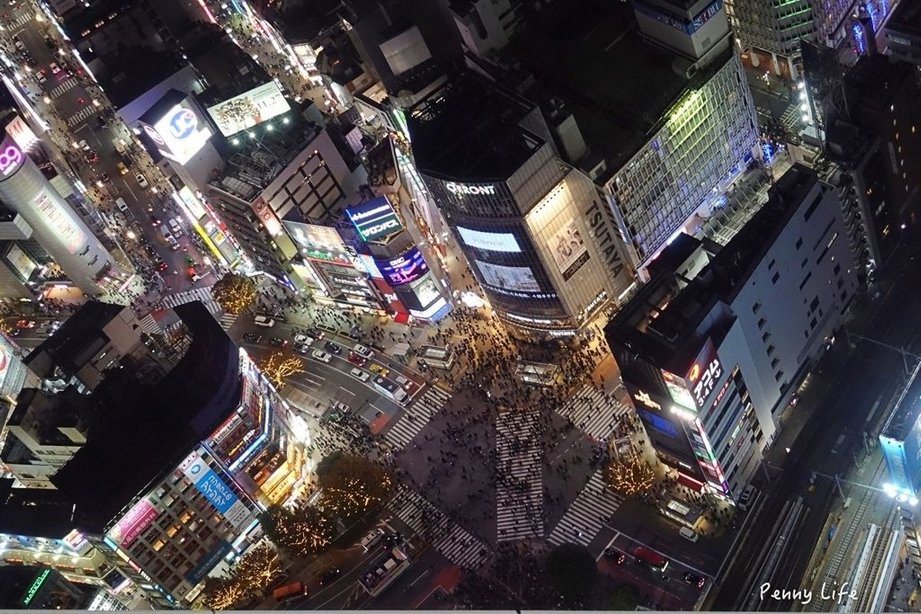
633 0 723 35
374 247 429 286
197 470 238 513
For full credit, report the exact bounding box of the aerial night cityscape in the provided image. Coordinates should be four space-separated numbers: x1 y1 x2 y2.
0 0 920 612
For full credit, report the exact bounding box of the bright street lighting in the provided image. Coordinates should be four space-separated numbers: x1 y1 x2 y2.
126 230 136 240
43 96 50 104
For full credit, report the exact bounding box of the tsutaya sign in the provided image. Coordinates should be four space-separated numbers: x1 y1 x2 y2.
446 182 497 196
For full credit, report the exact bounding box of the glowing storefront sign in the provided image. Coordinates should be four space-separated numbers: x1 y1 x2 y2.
33 189 87 254
374 247 428 286
688 357 723 408
20 568 51 606
446 182 497 196
0 143 23 176
635 390 662 411
345 197 403 242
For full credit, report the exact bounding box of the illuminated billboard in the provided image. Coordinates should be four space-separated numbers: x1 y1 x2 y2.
33 188 87 254
145 99 212 165
0 139 24 178
284 221 351 265
206 82 290 136
179 450 254 531
547 219 589 280
5 245 36 280
475 260 541 293
345 197 403 242
108 498 159 547
456 226 521 253
374 247 429 286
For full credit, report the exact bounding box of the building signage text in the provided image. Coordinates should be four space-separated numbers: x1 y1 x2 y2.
446 182 497 196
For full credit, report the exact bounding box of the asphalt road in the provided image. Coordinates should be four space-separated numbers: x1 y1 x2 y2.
5 2 205 293
711 236 921 609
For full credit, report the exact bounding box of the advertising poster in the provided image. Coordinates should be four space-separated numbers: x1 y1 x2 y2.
33 189 86 254
108 498 159 547
548 220 589 280
475 260 541 293
345 197 403 242
207 82 290 136
5 245 37 280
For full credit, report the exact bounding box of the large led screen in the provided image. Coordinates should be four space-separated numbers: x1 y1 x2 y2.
206 82 291 137
147 99 212 164
475 260 540 292
457 226 521 253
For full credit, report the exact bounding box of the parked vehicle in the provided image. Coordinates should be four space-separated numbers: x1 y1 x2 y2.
253 315 275 327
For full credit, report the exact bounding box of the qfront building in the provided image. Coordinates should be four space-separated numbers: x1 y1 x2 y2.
409 71 633 339
606 166 861 499
0 302 310 608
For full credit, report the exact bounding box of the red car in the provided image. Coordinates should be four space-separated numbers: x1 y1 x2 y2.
16 319 36 329
85 150 98 164
347 351 367 367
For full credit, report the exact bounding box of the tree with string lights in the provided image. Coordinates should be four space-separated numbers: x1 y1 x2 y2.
604 449 656 497
211 273 259 315
258 351 305 390
260 505 336 557
316 452 394 520
201 544 284 610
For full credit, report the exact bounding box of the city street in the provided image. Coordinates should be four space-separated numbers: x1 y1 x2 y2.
711 233 921 609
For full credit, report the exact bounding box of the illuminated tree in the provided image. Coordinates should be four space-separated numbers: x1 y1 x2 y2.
201 544 284 610
316 452 394 520
260 504 336 557
211 273 258 315
258 351 305 389
604 450 656 497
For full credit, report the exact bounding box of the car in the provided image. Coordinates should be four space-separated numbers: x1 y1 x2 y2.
350 367 370 382
369 363 389 377
78 139 90 151
253 315 275 328
294 343 310 355
46 320 61 334
36 68 47 83
165 235 180 251
168 218 183 235
602 547 626 564
115 197 129 213
737 485 757 512
96 115 108 129
318 567 341 587
116 161 129 175
382 531 403 548
682 572 706 589
13 37 25 51
679 527 699 543
331 401 351 414
269 337 287 347
135 173 149 189
347 351 368 367
353 343 373 358
49 62 60 74
84 150 98 164
156 260 169 272
15 319 36 329
306 327 324 340
311 350 332 363
293 334 313 346
100 172 112 184
243 332 262 343
323 340 341 354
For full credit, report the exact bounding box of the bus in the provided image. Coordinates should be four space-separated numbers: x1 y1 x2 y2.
417 345 454 370
632 546 668 572
373 375 407 404
272 581 308 602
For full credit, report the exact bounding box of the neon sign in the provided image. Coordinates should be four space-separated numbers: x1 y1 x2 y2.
635 390 662 411
446 182 497 196
21 568 51 605
0 144 23 176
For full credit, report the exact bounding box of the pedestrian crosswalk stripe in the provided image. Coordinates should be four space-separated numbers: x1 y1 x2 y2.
383 385 450 451
49 77 78 98
556 384 632 441
547 468 624 547
65 106 99 127
158 287 236 330
496 410 543 542
386 485 490 570
9 11 33 29
137 313 161 335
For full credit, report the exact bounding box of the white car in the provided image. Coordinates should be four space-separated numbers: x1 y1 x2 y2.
311 350 332 363
49 62 61 74
350 367 369 382
679 527 699 543
737 485 757 512
135 173 149 189
115 197 129 213
293 334 312 346
353 343 374 358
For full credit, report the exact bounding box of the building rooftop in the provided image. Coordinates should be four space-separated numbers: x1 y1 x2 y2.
606 165 821 373
252 0 354 45
888 0 921 38
407 70 544 182
24 302 124 379
505 0 709 177
49 302 242 534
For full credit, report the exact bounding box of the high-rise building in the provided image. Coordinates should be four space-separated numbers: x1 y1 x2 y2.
724 0 814 79
408 71 633 340
886 0 921 65
0 118 118 295
0 302 311 608
606 165 861 499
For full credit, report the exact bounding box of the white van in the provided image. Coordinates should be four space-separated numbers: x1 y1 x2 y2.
360 527 385 551
253 315 275 328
